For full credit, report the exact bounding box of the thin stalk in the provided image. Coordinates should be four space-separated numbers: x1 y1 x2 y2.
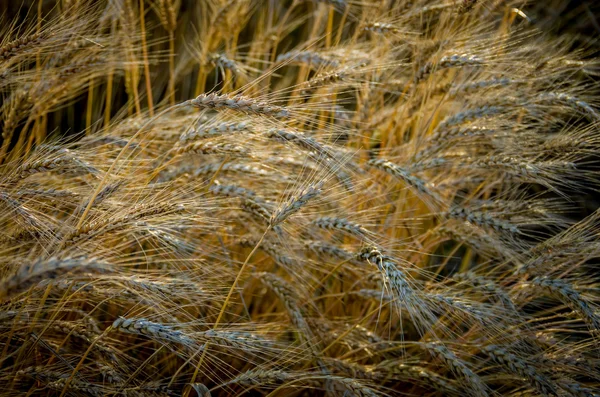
186 228 270 390
86 80 94 132
139 0 155 115
168 30 176 105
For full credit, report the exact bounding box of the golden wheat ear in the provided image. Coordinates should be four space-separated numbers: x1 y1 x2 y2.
2 1 600 396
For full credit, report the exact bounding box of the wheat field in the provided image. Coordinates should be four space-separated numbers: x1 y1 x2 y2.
1 0 599 396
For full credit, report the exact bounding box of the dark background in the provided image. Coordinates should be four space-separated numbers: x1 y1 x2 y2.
527 0 600 53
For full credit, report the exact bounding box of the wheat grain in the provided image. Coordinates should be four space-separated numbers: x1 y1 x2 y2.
447 206 520 234
415 54 484 83
190 93 290 118
0 256 110 301
530 278 600 331
174 141 249 156
357 246 412 302
424 342 489 397
312 216 368 237
112 317 196 347
483 344 558 396
368 158 442 203
269 183 323 227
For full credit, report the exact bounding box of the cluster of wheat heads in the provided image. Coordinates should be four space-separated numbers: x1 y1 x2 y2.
1 0 600 396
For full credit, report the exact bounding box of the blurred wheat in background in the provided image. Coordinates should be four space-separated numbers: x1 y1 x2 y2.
1 0 599 396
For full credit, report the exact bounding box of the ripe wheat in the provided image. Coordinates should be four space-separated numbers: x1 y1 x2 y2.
0 1 599 396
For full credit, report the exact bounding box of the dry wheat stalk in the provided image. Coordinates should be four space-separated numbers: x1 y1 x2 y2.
1 2 599 396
